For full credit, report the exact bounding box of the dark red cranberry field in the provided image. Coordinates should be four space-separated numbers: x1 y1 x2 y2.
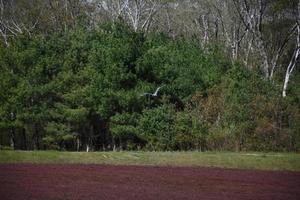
0 164 300 200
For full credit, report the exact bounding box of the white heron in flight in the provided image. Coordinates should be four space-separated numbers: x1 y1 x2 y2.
141 86 164 97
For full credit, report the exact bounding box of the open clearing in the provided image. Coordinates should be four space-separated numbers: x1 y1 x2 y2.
1 164 300 200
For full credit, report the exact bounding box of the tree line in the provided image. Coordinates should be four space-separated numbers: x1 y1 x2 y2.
0 0 299 152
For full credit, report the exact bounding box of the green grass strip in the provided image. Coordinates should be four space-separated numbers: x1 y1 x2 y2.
0 150 300 171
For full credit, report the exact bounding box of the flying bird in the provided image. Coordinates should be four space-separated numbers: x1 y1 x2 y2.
141 86 164 97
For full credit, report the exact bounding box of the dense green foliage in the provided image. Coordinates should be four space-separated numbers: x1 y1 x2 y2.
0 24 299 152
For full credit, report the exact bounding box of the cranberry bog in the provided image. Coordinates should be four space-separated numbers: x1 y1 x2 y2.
1 164 300 200
0 151 300 200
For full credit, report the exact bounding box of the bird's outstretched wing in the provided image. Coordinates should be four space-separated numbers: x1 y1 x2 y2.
153 86 163 96
140 93 153 96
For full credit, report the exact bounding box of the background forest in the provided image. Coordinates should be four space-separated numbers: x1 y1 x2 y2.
0 0 299 152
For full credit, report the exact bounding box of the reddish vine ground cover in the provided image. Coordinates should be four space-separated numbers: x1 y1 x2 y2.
0 164 299 200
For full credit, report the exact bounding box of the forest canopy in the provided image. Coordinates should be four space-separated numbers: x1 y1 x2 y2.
0 0 299 152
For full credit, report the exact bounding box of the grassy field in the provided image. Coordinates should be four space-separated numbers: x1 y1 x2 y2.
0 150 299 171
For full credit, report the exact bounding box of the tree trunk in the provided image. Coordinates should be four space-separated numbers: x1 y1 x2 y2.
202 15 209 45
282 70 291 98
33 124 40 150
10 128 15 150
32 134 37 150
258 42 271 79
22 128 27 150
283 25 300 97
76 138 80 151
282 52 299 97
112 137 116 151
86 143 90 152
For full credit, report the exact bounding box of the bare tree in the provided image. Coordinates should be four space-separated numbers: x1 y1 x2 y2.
211 0 248 60
155 0 250 60
96 0 163 32
0 0 52 46
0 0 38 46
282 1 300 97
233 0 297 79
